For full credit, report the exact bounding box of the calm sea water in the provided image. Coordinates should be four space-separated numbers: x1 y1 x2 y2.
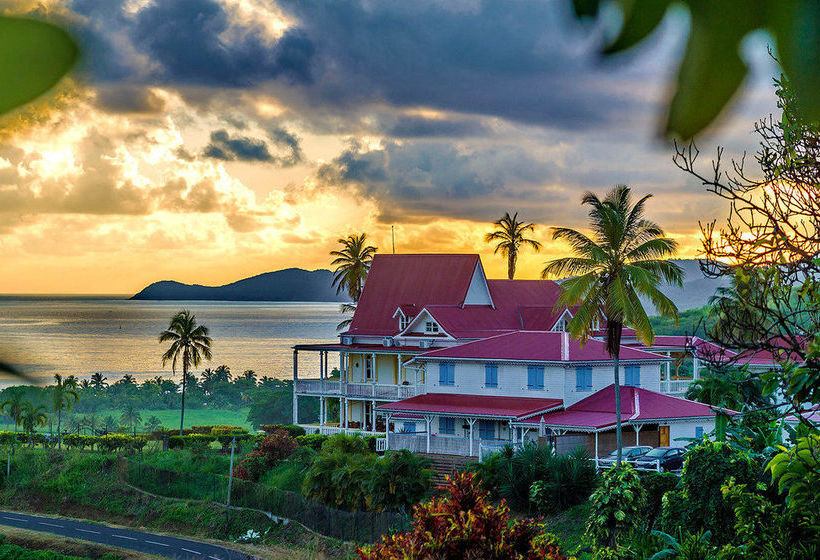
0 297 340 385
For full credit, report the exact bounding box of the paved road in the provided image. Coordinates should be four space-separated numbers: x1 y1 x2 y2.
0 510 255 560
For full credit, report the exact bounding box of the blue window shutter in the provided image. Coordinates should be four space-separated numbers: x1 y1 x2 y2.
402 422 415 433
695 426 704 438
624 365 640 387
479 420 494 440
576 366 592 391
585 367 592 390
528 366 544 389
439 362 455 386
448 363 455 385
485 363 498 387
440 417 454 435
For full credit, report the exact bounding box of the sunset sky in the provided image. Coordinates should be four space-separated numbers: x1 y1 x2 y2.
0 0 780 294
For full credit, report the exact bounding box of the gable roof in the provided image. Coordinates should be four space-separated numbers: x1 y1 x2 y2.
518 385 733 430
347 254 480 336
415 331 668 363
377 393 562 419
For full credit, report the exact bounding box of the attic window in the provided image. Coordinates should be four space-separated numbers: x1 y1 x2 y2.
425 321 440 334
399 316 410 330
552 317 567 332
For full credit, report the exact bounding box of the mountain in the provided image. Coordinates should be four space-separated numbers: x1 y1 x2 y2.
642 259 729 313
131 268 347 302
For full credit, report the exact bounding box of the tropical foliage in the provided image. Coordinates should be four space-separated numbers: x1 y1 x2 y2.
584 464 646 554
485 211 542 279
330 233 377 330
543 185 682 462
359 472 568 560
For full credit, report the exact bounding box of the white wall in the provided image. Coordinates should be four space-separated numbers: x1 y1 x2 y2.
563 363 662 406
424 360 564 398
668 419 715 445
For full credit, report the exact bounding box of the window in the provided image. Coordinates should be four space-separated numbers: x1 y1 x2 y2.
402 422 415 433
552 317 567 332
527 365 544 390
365 356 373 380
695 426 704 439
425 321 440 334
624 365 640 387
439 417 455 435
575 366 592 391
485 363 498 388
438 362 455 386
399 316 409 330
478 420 495 440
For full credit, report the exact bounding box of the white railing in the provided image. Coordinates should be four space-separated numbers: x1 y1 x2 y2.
376 437 387 452
294 379 342 394
478 441 521 462
388 433 514 457
296 380 424 400
299 424 387 438
661 379 693 394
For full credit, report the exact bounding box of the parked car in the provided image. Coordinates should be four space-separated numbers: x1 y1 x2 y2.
632 446 686 472
597 445 653 469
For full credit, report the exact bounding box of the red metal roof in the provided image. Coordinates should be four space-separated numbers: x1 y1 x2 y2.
377 393 562 419
347 254 480 336
519 385 732 429
416 331 667 363
294 342 426 353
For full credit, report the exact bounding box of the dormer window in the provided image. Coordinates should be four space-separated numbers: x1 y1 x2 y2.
425 321 440 334
552 317 567 332
399 316 410 330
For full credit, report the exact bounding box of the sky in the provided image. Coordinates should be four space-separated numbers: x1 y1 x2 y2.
0 0 781 294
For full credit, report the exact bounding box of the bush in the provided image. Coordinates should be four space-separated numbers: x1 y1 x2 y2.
358 472 568 560
295 433 328 450
365 450 433 512
259 424 305 437
584 464 646 553
528 447 598 513
320 433 371 455
638 471 679 532
660 440 758 545
231 430 297 482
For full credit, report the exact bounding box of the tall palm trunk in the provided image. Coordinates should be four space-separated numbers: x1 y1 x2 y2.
613 351 622 465
180 362 187 436
57 408 62 450
507 250 517 280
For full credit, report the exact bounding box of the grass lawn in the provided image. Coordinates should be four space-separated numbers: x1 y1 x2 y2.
86 407 252 431
543 503 591 553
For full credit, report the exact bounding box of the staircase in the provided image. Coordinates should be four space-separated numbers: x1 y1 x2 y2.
425 453 475 488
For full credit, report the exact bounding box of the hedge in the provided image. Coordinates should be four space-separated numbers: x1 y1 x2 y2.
0 431 146 452
296 433 329 450
260 424 306 437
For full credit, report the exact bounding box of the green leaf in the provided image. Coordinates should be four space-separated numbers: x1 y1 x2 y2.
665 4 750 138
772 1 820 121
573 0 601 18
0 16 78 115
605 0 671 54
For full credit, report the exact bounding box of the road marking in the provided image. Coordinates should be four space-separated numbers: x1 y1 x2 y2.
77 529 101 535
181 548 201 555
2 517 28 522
112 534 138 541
38 522 63 528
145 540 169 547
209 556 222 560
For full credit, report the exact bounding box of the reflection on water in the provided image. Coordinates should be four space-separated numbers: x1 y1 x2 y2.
0 297 340 385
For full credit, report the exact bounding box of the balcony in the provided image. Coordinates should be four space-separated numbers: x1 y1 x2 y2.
295 379 422 400
660 378 694 395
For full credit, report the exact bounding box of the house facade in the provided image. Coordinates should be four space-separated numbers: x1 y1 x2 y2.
292 253 750 459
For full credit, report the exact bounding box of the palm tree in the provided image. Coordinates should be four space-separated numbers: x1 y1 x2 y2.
238 370 257 386
118 374 135 385
331 233 378 302
0 393 25 431
200 368 215 394
19 402 48 447
52 373 79 449
213 365 232 384
90 372 108 390
542 185 683 464
144 415 163 433
485 211 543 279
159 310 212 435
102 415 117 434
119 403 142 435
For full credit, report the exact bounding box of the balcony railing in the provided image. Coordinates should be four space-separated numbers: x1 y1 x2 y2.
661 379 693 395
295 380 422 400
298 424 386 438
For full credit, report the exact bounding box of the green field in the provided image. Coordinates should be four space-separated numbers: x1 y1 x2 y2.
0 407 253 432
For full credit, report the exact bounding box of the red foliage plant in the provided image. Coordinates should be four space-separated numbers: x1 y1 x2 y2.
358 472 568 560
231 430 296 482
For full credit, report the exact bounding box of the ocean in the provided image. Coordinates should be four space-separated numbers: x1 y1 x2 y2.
0 297 340 386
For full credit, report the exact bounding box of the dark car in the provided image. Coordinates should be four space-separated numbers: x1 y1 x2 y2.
632 446 686 472
597 445 653 469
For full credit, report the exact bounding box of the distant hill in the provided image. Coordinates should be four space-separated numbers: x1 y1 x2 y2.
131 268 347 302
642 259 729 313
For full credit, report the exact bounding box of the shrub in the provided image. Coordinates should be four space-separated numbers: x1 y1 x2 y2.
638 471 679 532
303 449 377 510
259 424 305 437
529 447 598 513
320 433 371 455
358 472 568 560
584 464 646 552
660 440 758 545
365 450 433 512
295 433 328 450
230 430 297 482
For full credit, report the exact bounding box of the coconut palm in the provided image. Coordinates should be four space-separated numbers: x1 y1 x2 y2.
213 365 232 384
52 373 79 449
159 310 212 435
19 402 48 447
485 212 543 279
119 403 142 435
330 233 377 302
0 392 25 431
542 185 683 464
90 372 108 390
238 370 257 386
144 415 163 433
200 368 216 394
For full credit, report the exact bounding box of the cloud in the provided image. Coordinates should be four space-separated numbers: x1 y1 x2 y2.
202 128 302 166
95 86 166 113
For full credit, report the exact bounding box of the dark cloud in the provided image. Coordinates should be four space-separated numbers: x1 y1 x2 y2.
202 128 302 166
96 86 166 113
382 116 491 138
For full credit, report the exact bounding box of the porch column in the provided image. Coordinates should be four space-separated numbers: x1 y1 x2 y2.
693 354 701 380
634 424 642 445
319 397 324 426
371 399 376 431
467 418 477 456
424 416 433 454
292 349 299 424
385 413 392 450
343 397 348 429
371 354 377 389
508 420 514 442
594 431 599 468
319 351 324 393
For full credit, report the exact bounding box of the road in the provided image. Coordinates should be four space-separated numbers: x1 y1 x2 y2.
0 510 256 559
